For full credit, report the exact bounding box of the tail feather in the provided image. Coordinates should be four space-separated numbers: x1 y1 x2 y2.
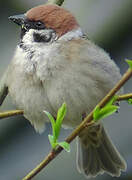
96 140 121 176
101 127 126 169
84 146 104 177
77 124 126 178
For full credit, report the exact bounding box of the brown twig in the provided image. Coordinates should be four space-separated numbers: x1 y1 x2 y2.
22 68 132 180
0 93 132 120
0 110 23 119
117 93 132 101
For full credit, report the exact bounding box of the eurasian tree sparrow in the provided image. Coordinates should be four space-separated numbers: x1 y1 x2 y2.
0 4 126 178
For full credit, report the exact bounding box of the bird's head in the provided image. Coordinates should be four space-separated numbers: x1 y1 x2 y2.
9 4 81 44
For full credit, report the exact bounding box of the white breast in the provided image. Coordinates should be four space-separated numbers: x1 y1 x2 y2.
7 28 122 133
7 41 61 133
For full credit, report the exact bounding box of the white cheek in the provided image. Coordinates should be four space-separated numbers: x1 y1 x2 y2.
14 39 59 78
22 29 35 44
14 47 26 65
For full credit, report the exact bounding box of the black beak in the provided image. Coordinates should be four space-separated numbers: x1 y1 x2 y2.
8 14 26 26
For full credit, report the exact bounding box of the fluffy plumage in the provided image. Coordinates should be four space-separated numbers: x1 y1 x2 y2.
4 4 127 178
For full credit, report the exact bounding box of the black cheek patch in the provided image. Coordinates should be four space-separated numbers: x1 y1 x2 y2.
33 33 41 42
33 32 52 43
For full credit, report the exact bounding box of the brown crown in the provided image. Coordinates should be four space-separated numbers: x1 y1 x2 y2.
26 4 79 37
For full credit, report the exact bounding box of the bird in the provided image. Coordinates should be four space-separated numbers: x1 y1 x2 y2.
0 3 126 178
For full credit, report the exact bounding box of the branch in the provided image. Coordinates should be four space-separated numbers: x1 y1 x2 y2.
0 93 131 121
22 68 132 180
117 93 132 101
0 93 131 120
0 92 130 121
47 0 65 6
0 110 23 119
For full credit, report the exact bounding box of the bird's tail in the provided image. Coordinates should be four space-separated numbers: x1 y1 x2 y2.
76 124 126 178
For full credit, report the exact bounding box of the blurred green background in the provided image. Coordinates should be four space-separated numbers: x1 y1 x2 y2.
0 0 132 179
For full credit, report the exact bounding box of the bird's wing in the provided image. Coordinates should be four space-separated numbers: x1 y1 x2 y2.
0 71 8 106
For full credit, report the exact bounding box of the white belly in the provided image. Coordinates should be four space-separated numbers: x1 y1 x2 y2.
7 43 122 133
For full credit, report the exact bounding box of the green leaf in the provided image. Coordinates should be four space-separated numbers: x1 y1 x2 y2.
126 59 132 69
93 105 100 121
93 105 118 122
106 96 118 106
99 105 118 119
45 103 68 150
128 98 132 105
48 135 57 149
55 103 67 139
44 111 56 140
58 141 70 152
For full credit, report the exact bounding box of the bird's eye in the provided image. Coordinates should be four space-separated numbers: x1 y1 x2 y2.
36 22 42 26
35 21 45 29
